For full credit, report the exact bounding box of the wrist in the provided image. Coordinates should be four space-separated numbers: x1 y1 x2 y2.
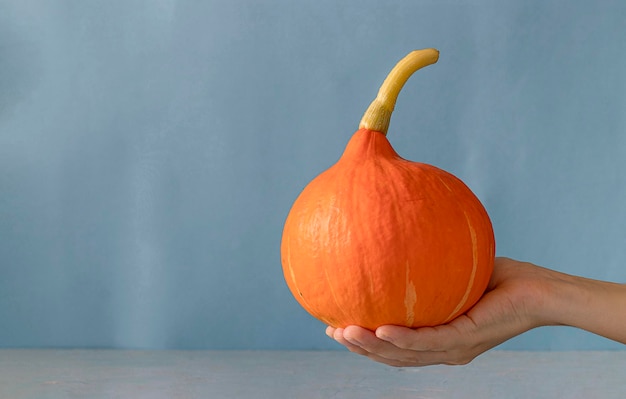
537 268 626 343
536 269 588 327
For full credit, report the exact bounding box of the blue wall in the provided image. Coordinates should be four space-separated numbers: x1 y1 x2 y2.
1 1 625 350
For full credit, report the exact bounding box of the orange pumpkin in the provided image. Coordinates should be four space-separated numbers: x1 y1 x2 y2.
281 49 495 330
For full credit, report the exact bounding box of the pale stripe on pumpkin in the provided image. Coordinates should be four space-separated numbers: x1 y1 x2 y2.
404 261 417 326
443 211 479 322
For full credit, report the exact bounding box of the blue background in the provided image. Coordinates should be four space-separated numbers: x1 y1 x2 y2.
1 1 625 350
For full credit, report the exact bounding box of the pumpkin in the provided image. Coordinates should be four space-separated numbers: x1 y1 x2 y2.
281 49 495 330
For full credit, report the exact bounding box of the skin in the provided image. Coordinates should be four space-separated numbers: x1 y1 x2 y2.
326 257 626 367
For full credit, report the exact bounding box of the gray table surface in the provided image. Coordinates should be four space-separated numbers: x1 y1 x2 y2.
1 349 624 398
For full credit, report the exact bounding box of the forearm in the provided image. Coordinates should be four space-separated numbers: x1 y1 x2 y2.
543 270 626 344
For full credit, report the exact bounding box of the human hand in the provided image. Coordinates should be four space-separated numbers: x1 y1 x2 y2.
326 257 560 367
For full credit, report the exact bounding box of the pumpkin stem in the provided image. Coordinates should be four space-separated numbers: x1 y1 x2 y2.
359 48 439 135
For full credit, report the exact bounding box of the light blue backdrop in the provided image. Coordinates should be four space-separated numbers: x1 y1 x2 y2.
1 1 625 350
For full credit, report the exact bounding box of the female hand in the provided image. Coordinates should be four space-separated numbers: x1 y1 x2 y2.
327 257 626 367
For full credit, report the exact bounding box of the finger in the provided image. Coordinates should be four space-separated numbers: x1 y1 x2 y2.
325 325 335 339
331 326 416 367
326 327 368 356
376 325 480 366
346 326 458 367
337 326 469 367
376 324 452 352
342 326 428 364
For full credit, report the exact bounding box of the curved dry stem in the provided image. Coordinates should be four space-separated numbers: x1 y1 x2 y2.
359 48 439 135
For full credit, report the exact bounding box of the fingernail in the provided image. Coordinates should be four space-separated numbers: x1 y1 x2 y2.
375 330 390 342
